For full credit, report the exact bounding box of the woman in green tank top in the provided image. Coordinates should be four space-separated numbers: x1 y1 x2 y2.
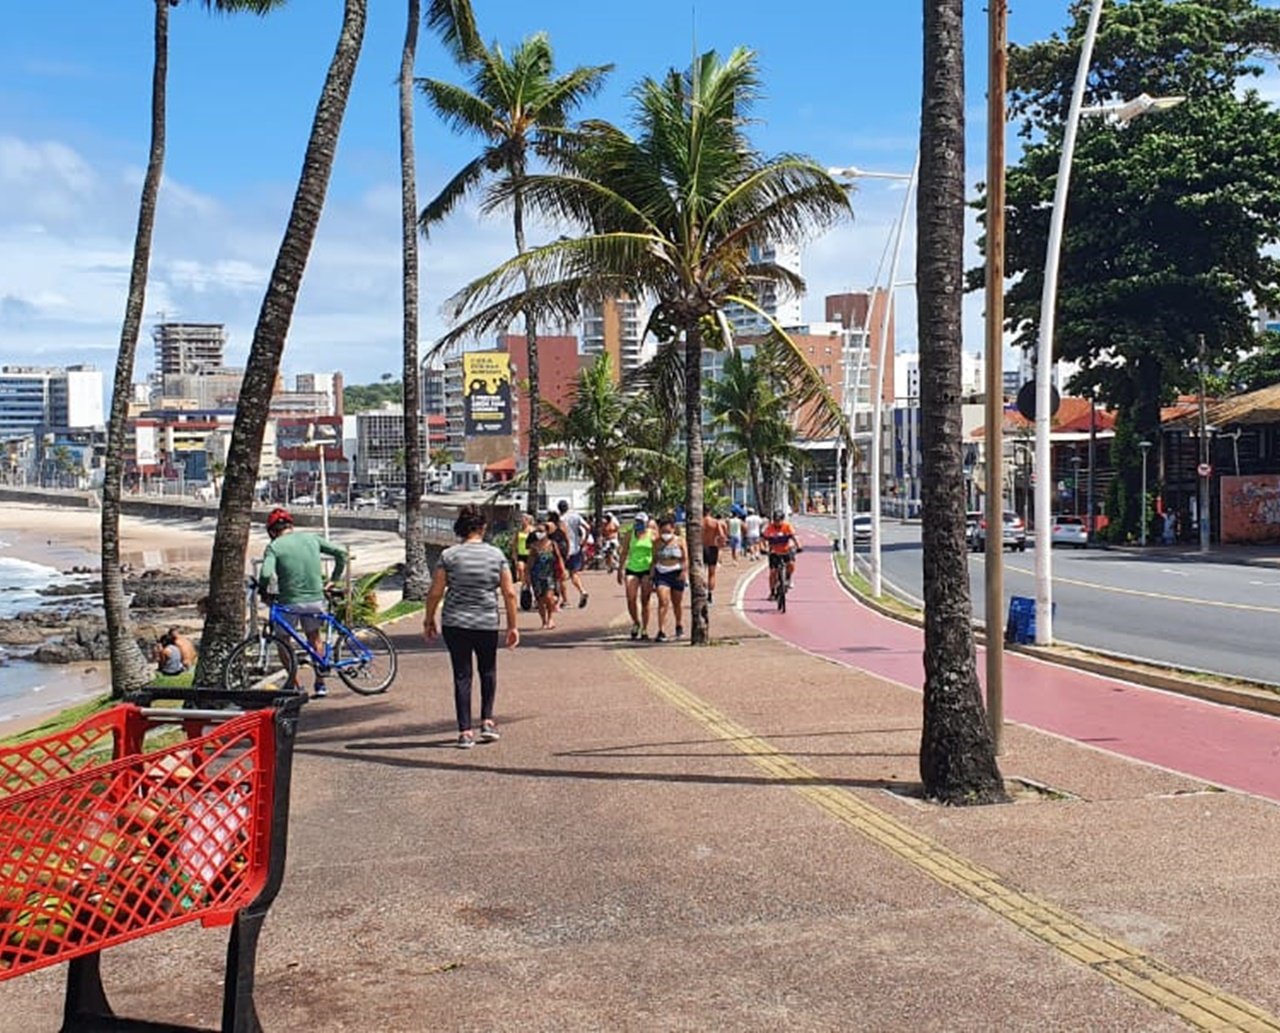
512 513 533 583
618 513 656 640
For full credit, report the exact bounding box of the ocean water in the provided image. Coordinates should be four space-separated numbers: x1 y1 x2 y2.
0 538 105 720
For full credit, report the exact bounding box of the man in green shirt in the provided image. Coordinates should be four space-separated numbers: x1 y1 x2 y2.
261 507 347 696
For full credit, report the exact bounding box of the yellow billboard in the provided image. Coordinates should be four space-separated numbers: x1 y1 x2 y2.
463 352 513 436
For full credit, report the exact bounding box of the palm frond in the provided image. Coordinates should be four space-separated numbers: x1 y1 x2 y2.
722 294 850 443
416 78 497 139
419 154 488 232
426 0 482 63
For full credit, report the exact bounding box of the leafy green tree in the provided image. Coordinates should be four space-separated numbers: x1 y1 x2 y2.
419 31 611 518
438 49 849 644
196 0 367 688
991 0 1280 540
1221 330 1280 393
918 0 1005 804
101 0 284 697
344 380 403 412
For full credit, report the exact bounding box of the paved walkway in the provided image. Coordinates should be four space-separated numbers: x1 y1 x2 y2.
3 554 1280 1031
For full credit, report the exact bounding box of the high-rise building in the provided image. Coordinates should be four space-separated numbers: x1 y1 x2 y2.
153 323 226 375
824 290 894 418
0 365 103 441
420 362 446 416
581 295 647 378
723 242 803 336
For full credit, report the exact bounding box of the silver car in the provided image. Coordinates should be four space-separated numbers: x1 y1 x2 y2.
1051 515 1089 548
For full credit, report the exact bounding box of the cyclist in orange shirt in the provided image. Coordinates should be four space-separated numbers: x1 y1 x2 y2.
762 510 800 600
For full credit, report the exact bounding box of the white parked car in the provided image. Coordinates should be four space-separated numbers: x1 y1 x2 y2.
291 495 316 507
1051 515 1089 548
852 514 872 543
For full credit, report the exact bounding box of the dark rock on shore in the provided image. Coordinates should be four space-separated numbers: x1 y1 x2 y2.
125 568 208 610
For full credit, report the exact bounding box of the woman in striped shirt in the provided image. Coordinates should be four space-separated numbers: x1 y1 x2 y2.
423 505 520 749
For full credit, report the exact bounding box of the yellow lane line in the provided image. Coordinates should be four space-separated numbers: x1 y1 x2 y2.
616 649 1280 1031
997 561 1280 615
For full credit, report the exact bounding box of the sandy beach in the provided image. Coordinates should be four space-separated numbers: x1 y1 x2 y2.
0 500 410 735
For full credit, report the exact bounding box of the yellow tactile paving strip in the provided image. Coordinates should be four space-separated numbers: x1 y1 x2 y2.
617 649 1280 1032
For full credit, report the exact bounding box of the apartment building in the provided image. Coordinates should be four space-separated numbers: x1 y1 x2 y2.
581 295 648 379
0 365 103 441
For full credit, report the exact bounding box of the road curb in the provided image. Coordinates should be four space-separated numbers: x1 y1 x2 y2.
831 549 1280 720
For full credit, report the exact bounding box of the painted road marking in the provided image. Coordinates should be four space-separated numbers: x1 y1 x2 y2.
616 649 1280 1031
994 561 1280 615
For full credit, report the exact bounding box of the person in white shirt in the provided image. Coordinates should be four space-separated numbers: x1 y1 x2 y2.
743 508 763 560
557 499 591 608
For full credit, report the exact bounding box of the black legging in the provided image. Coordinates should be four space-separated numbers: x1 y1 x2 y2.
441 625 499 732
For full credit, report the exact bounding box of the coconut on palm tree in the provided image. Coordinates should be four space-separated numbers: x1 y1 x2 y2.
101 0 285 698
916 0 1004 803
418 32 611 517
436 48 851 644
195 0 368 688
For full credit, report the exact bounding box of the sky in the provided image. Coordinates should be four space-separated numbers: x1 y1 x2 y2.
1 1 1275 394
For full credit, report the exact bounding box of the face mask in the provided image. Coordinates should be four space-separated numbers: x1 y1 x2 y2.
660 532 674 541
635 523 646 533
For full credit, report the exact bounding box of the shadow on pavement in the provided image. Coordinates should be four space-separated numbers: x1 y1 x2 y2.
294 744 920 792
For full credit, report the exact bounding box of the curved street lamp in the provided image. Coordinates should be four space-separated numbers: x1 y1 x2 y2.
1033 0 1186 643
828 160 919 598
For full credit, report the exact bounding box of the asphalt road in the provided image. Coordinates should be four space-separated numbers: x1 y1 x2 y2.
804 515 1280 685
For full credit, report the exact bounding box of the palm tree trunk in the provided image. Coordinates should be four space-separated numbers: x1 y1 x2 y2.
917 0 1004 804
748 455 765 519
194 0 368 687
101 0 172 697
400 0 428 601
684 325 709 644
513 185 542 516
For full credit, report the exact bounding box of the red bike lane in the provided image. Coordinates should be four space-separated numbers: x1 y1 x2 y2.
737 532 1280 803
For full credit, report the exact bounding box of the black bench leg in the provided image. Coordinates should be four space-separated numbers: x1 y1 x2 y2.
221 907 266 1033
61 952 114 1030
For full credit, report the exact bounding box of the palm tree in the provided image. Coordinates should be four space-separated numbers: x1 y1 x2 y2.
542 352 628 536
916 0 1004 803
705 347 809 517
618 392 682 515
399 0 482 602
194 0 368 688
437 49 850 643
418 32 611 518
101 0 283 698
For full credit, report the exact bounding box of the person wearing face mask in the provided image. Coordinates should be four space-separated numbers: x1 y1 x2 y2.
649 515 688 642
618 512 655 640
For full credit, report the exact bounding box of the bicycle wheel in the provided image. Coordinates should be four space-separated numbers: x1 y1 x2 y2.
776 577 787 613
334 624 397 695
223 631 297 692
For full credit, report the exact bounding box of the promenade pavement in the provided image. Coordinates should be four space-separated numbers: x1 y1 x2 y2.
4 544 1280 1031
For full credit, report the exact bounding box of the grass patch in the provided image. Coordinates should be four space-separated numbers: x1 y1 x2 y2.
2 693 114 746
377 599 424 625
148 670 195 689
835 554 922 621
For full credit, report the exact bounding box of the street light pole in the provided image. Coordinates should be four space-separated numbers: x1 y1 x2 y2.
828 161 919 598
1138 439 1152 546
1034 0 1105 646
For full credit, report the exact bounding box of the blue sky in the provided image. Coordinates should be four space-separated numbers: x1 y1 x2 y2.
0 1 1267 389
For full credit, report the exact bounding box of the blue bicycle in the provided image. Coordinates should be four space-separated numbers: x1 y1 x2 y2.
222 581 397 695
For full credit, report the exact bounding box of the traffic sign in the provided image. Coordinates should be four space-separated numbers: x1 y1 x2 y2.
1197 462 1212 477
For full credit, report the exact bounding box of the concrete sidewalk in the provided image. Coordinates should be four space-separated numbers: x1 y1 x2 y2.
3 557 1280 1031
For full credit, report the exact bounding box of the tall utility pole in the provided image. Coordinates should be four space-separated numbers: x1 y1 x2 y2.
1198 333 1211 553
983 0 1008 751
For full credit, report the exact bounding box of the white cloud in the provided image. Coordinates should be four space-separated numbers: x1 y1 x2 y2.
0 129 1006 396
